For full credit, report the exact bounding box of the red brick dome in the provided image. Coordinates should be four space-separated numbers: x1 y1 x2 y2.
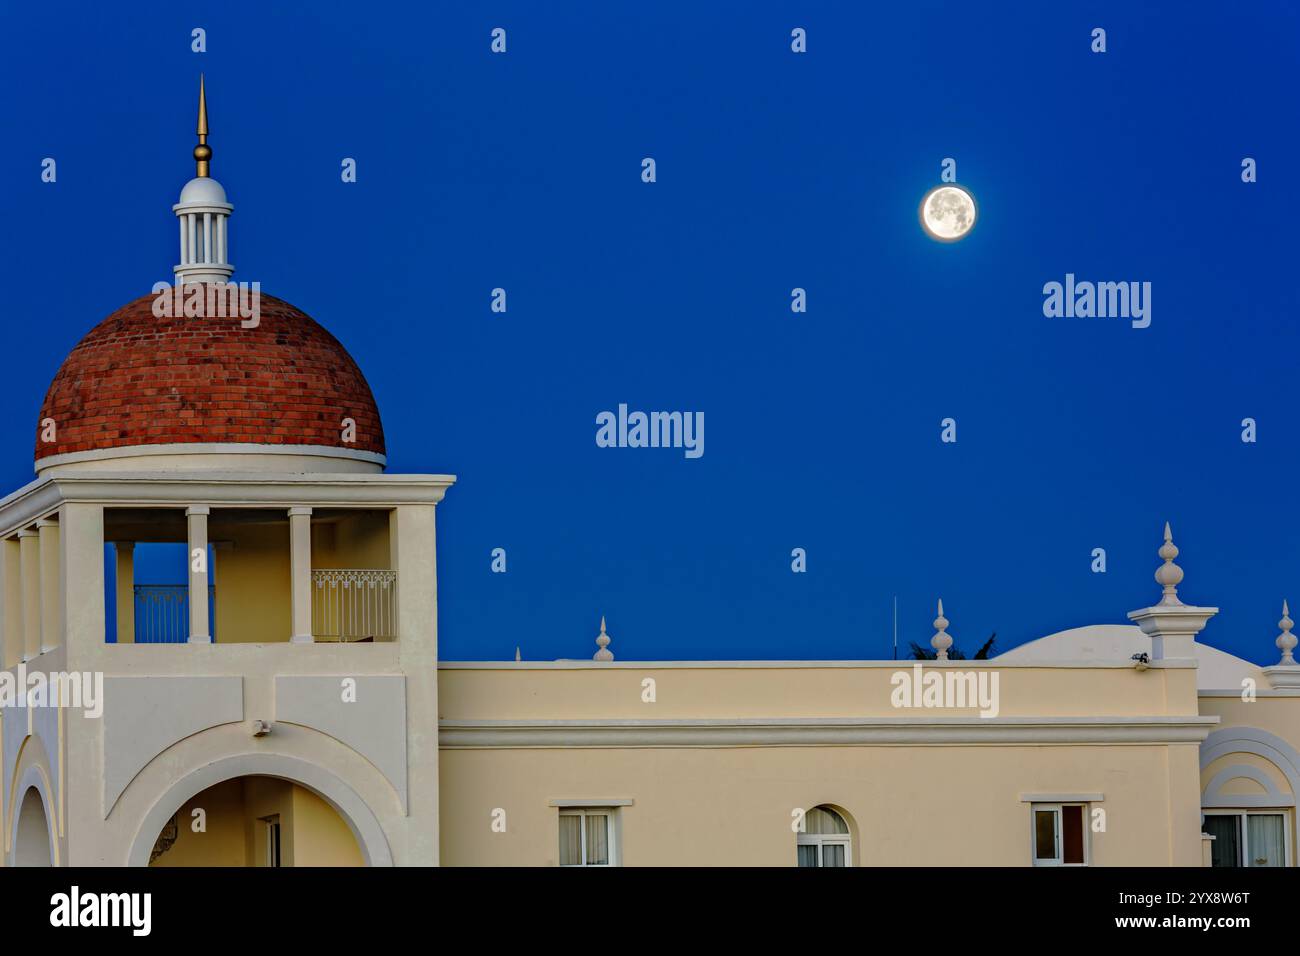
36 290 385 463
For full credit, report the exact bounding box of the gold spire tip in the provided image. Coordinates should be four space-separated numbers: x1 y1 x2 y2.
193 74 212 177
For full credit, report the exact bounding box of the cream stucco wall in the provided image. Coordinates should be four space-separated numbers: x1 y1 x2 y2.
151 778 247 866
312 511 390 571
212 520 291 644
439 743 1205 866
28 492 449 868
435 661 1214 866
438 661 1202 720
291 784 364 866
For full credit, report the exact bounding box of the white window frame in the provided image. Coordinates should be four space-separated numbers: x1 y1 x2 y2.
558 808 618 867
1031 802 1089 867
262 814 281 868
795 808 852 867
796 832 852 867
1203 810 1293 867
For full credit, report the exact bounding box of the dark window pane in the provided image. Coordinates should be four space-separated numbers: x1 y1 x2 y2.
1034 810 1057 860
1203 815 1241 868
1062 805 1085 864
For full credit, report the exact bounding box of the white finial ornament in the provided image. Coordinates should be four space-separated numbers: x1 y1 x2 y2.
1278 601 1296 665
1155 521 1184 606
1127 522 1218 661
593 616 614 661
174 74 234 286
931 599 952 661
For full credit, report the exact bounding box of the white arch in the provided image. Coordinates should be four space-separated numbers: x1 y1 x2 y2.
1201 727 1300 808
127 753 393 867
10 768 56 867
1202 764 1293 808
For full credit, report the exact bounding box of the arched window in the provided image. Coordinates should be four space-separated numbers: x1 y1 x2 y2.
796 805 851 867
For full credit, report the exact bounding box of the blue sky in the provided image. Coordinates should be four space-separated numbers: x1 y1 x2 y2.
1 1 1297 662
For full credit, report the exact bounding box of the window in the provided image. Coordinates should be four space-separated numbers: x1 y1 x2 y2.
262 815 281 867
796 805 851 867
559 809 615 867
1032 803 1087 866
1204 811 1290 867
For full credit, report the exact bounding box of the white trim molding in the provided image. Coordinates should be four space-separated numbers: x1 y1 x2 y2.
0 472 456 538
439 659 1198 671
1201 728 1300 809
8 767 58 867
1201 765 1294 809
441 715 1219 749
1020 792 1104 803
126 753 392 867
35 443 387 472
548 798 635 807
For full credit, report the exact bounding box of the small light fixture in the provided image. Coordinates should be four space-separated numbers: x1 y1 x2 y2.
1131 652 1150 672
251 719 272 737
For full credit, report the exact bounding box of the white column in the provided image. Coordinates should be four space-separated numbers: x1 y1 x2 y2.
37 519 60 653
203 213 212 263
18 529 40 660
391 504 440 862
178 217 188 264
289 507 313 643
218 215 227 264
58 503 105 864
114 542 135 644
187 215 197 267
187 506 211 643
0 537 21 667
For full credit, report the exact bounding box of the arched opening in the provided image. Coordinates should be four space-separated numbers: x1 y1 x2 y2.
1201 728 1300 868
148 775 363 867
14 787 53 867
796 805 853 867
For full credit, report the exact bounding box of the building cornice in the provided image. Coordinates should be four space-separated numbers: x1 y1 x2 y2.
35 442 387 472
438 715 1220 749
438 658 1198 670
0 471 456 536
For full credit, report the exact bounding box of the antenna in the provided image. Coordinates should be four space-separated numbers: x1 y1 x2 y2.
892 595 897 660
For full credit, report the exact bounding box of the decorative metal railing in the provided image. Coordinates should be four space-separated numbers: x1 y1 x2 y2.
133 585 215 644
312 569 398 642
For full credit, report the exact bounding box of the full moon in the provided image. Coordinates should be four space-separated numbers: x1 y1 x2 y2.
920 185 976 241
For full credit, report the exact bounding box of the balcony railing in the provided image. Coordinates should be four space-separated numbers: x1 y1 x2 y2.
133 585 216 644
312 569 397 642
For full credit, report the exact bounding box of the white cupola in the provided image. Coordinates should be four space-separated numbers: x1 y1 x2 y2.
173 75 234 285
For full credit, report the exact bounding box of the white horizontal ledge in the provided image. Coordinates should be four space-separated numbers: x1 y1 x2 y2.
0 472 457 534
1019 792 1105 803
439 715 1219 749
439 659 1198 670
36 442 388 471
548 798 635 808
